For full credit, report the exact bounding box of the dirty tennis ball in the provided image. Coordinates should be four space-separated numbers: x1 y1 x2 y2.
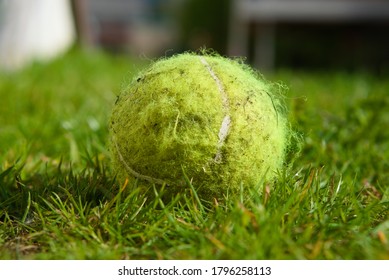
109 52 289 201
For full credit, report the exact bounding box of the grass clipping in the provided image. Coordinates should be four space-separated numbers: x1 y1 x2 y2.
109 52 290 201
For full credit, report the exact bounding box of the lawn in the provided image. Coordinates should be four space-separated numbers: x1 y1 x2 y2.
0 49 388 259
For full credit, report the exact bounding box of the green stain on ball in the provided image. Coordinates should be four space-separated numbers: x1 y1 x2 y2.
109 52 290 200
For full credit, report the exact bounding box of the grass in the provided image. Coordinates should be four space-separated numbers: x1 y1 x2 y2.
0 49 388 259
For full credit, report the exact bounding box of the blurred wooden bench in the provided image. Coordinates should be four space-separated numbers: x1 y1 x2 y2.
228 0 389 70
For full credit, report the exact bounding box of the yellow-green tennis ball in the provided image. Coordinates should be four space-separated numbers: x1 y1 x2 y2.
109 52 289 200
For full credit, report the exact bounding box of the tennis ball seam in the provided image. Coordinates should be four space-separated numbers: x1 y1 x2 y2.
112 55 232 186
199 56 231 163
112 137 170 185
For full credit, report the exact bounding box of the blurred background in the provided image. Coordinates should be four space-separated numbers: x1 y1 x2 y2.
0 0 389 73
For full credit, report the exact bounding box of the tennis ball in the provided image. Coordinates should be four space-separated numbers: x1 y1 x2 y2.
109 52 289 201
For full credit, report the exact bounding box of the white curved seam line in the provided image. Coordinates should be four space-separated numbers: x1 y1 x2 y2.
113 136 167 185
199 56 231 162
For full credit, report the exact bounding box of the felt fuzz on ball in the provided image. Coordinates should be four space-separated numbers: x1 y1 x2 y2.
109 52 289 200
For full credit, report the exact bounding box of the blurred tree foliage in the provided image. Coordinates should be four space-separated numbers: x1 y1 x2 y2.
178 0 230 54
